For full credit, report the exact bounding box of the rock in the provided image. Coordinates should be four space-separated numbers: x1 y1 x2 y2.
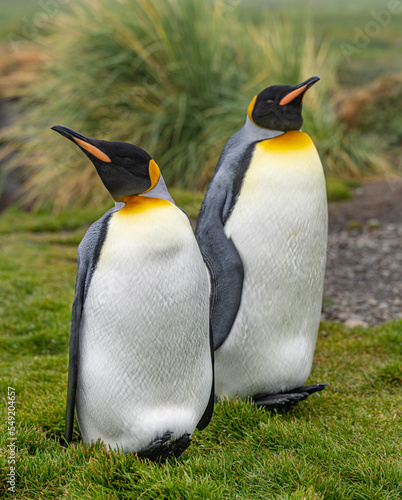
345 318 369 328
367 218 381 230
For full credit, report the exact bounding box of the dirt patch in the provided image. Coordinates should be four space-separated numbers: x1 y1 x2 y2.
322 178 402 326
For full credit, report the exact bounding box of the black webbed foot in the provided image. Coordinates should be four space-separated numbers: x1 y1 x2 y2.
252 383 328 411
290 383 328 395
136 431 192 462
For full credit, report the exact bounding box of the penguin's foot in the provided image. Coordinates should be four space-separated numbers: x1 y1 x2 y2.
290 383 328 395
136 432 192 462
252 383 328 412
252 391 309 410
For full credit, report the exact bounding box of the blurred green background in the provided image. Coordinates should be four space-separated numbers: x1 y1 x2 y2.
0 0 401 213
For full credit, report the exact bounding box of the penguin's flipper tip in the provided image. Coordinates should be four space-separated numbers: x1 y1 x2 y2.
136 432 192 462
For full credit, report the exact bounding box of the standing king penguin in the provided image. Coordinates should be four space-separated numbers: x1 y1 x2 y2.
195 76 328 410
52 125 214 460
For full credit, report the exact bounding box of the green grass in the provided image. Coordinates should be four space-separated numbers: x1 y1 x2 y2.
0 208 401 499
325 178 363 202
0 205 111 234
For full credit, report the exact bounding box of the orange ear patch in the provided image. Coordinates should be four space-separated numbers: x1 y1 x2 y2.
279 85 307 106
143 159 161 194
247 95 257 123
73 137 112 162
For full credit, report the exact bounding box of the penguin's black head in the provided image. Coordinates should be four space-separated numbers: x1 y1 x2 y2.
51 125 160 201
248 76 320 131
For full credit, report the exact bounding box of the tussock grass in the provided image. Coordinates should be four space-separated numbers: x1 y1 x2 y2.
0 210 401 499
339 73 402 172
1 0 390 211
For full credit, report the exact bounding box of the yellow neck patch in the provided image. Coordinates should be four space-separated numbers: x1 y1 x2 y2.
259 131 313 152
118 195 171 215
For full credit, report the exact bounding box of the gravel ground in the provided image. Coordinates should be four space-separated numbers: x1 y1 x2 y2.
322 178 402 326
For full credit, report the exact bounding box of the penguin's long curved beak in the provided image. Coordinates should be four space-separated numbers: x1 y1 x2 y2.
51 125 112 163
51 125 90 143
279 76 320 106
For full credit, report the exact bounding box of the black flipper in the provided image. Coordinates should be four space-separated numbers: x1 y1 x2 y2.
195 137 259 350
65 210 113 443
195 185 244 350
252 383 328 411
64 270 84 443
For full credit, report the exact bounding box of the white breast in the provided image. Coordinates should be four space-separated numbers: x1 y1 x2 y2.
215 132 328 399
76 201 212 453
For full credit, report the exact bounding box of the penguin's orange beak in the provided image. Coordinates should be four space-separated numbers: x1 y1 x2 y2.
280 85 308 105
279 76 320 106
72 137 111 163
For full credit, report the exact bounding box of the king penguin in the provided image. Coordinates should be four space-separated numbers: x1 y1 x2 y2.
195 76 328 410
51 125 214 460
